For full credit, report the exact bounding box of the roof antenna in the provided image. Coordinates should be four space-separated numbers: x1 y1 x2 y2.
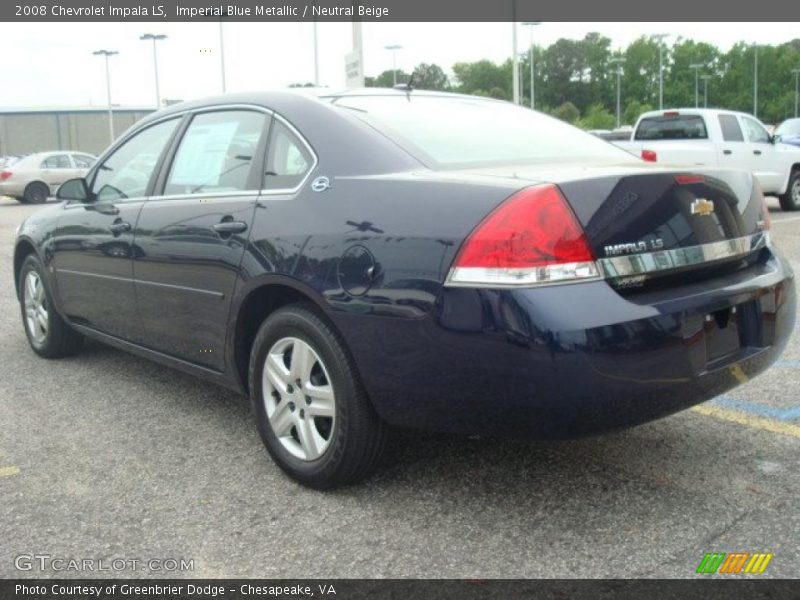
393 70 415 94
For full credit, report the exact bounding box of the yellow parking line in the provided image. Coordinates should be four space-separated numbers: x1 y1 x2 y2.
691 404 800 438
0 466 20 478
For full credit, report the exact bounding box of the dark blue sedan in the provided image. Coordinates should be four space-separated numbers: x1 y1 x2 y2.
13 90 795 488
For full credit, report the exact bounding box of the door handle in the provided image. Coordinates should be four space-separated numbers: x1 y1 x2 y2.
213 221 248 234
723 149 733 155
109 221 131 235
754 149 762 155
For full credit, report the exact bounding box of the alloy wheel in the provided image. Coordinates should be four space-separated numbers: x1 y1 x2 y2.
793 178 800 204
23 271 48 344
262 337 336 461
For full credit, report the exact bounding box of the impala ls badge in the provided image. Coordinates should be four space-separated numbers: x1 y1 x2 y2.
691 198 715 216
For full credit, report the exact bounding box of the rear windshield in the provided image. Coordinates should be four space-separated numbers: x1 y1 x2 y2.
331 95 635 168
634 115 708 141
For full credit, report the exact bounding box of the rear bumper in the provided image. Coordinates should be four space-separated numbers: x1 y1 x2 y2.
336 249 795 438
0 181 24 197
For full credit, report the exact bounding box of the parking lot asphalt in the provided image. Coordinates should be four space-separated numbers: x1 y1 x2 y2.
0 195 799 579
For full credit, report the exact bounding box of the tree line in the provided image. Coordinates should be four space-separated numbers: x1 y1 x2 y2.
359 34 800 128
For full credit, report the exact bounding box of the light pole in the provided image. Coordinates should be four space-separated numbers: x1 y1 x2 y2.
653 33 669 109
384 44 402 87
522 22 541 110
140 33 166 108
610 56 625 128
93 50 118 144
793 69 800 118
690 63 703 108
753 44 759 117
312 21 319 86
700 74 711 108
218 21 227 92
512 21 520 104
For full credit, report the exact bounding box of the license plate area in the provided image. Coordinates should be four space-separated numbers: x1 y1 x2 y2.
704 300 762 368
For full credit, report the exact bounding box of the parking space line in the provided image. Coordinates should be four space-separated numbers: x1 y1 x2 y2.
776 359 800 368
711 396 800 421
691 404 800 438
0 466 20 478
770 215 800 225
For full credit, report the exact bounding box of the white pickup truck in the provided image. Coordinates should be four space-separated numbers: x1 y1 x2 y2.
614 108 800 210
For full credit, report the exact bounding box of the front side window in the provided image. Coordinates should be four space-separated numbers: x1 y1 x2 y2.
164 110 267 195
263 120 313 190
718 114 744 142
92 118 179 202
41 154 71 169
741 116 770 144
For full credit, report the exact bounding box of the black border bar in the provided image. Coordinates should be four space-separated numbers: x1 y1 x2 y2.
3 580 799 600
2 0 797 22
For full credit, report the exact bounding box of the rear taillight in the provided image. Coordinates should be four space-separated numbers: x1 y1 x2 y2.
446 184 599 287
641 149 657 162
0 171 11 181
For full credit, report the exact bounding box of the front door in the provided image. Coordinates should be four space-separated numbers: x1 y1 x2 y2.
133 108 270 371
51 117 181 340
740 115 782 193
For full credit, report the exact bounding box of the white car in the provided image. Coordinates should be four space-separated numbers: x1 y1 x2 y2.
614 109 800 210
0 151 96 204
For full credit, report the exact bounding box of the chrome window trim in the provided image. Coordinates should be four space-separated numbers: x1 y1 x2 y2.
88 103 318 201
598 232 769 279
145 190 261 203
258 113 319 197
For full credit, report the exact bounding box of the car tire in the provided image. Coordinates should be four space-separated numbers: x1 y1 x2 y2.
15 196 29 204
779 170 800 211
249 303 387 489
18 254 84 358
23 181 49 204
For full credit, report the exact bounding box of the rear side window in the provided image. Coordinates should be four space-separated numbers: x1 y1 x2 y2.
164 110 267 196
263 120 313 191
73 154 95 168
634 115 708 140
41 154 71 169
718 115 744 142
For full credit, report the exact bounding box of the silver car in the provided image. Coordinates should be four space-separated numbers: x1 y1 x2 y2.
0 151 95 203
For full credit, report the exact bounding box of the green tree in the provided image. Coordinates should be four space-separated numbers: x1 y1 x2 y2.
365 69 408 88
578 103 616 130
623 99 653 126
452 59 511 99
410 63 450 90
551 101 581 123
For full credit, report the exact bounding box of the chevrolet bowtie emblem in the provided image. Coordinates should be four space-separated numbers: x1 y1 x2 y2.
691 198 715 216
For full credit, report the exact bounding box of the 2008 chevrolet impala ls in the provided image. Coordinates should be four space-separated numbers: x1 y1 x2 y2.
13 90 796 488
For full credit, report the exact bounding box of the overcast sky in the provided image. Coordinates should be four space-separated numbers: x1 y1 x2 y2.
0 22 798 108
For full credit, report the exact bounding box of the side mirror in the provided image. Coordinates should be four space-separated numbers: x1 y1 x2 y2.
56 178 90 202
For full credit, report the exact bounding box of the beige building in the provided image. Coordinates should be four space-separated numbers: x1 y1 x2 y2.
0 107 154 157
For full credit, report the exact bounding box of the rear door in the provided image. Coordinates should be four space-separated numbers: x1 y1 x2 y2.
739 114 782 193
716 113 750 174
132 107 270 370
